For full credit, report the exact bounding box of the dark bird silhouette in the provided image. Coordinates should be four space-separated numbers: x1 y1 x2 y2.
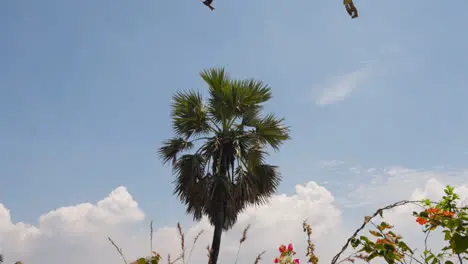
203 0 215 11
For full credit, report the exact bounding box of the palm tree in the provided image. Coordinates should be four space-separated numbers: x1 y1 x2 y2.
159 67 290 264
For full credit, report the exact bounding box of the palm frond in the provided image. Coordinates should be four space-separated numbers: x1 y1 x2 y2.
185 174 213 221
158 138 194 165
239 104 262 128
230 79 269 127
252 113 290 150
233 164 281 207
200 67 229 91
173 154 206 201
251 164 281 199
233 168 256 203
244 143 268 168
235 131 259 161
201 68 236 126
241 79 272 105
171 90 210 138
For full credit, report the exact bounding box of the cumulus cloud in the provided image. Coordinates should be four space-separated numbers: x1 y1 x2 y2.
0 186 145 263
1 166 468 264
0 182 344 264
313 66 371 106
316 161 468 209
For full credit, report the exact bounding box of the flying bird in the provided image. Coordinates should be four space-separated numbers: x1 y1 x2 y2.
203 0 215 11
344 0 358 18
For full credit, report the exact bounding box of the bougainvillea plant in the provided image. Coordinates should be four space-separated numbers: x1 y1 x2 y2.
273 243 300 264
272 221 319 264
329 185 468 264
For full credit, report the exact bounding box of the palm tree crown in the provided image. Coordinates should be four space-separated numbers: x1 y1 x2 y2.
159 67 290 263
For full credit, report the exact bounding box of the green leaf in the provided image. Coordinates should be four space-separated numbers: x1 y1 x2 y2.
420 211 429 218
450 233 468 254
445 261 454 264
369 230 383 237
171 90 210 137
365 252 379 262
397 241 413 254
425 254 434 262
350 238 360 248
446 219 457 230
137 258 148 264
446 185 455 194
423 199 432 206
360 245 374 253
360 236 371 244
378 222 393 231
441 246 451 251
158 138 194 165
252 113 290 151
443 230 452 241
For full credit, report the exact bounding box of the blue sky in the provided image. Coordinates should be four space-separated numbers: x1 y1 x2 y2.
1 0 468 231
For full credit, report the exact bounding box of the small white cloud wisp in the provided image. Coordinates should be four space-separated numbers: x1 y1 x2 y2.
313 66 371 106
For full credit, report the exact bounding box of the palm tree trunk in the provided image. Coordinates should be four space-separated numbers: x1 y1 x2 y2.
210 210 224 264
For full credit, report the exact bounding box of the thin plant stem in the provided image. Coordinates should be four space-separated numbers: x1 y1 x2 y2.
108 237 128 264
187 230 204 263
150 220 154 256
331 200 423 264
234 224 250 264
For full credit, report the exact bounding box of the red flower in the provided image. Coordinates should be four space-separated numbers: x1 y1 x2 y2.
274 257 279 263
416 217 427 225
443 211 455 217
288 243 294 252
426 208 440 215
376 239 389 245
294 259 300 264
279 244 287 253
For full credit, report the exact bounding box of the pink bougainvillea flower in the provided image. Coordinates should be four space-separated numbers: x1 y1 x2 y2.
294 259 300 264
279 244 287 253
274 257 279 263
288 243 294 251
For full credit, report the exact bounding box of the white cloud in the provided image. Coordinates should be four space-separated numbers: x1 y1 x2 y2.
319 159 345 168
0 186 145 264
0 182 344 264
1 166 468 264
342 166 468 208
313 66 371 106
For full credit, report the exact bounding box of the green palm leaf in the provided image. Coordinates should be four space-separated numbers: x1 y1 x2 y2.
158 138 194 165
171 90 210 138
